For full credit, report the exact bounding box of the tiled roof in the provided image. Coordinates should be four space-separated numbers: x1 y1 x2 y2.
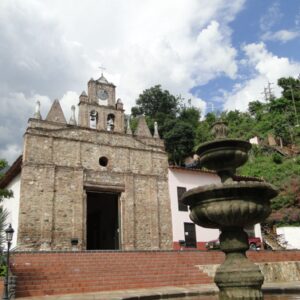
168 165 263 182
0 155 22 188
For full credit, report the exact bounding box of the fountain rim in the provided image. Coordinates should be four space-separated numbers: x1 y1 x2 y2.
196 138 251 155
181 180 278 207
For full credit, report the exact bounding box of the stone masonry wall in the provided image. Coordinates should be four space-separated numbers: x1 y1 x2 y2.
18 119 172 251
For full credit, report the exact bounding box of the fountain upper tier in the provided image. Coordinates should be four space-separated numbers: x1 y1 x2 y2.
196 121 251 182
197 138 251 182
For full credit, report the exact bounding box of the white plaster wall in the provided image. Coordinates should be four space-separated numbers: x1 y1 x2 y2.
277 227 300 249
2 174 20 249
168 168 263 245
249 136 259 145
254 223 263 240
168 168 221 243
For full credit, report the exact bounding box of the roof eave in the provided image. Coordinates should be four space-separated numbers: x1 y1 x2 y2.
0 155 22 188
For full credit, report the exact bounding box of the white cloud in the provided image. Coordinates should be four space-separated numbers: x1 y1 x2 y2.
223 42 300 111
259 2 300 44
0 92 52 163
259 2 282 32
0 144 22 166
0 0 246 163
262 29 300 43
59 91 79 122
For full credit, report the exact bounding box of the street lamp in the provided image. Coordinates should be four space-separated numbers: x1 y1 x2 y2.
3 224 14 300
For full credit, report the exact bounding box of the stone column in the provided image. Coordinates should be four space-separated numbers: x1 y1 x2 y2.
215 227 264 300
122 175 135 250
149 177 159 249
40 166 55 251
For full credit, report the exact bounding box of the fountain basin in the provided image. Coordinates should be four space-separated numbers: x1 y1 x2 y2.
182 181 278 229
196 139 251 176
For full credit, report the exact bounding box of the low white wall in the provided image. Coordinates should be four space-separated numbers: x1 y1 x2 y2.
277 226 300 249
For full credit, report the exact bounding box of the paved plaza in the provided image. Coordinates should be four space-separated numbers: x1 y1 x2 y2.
17 282 300 300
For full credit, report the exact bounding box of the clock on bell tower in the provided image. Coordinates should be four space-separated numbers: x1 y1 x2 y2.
78 73 124 133
88 73 116 106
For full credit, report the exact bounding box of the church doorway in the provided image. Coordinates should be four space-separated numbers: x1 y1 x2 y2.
86 191 120 250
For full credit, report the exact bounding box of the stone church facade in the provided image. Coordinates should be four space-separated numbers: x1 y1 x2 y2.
17 75 173 251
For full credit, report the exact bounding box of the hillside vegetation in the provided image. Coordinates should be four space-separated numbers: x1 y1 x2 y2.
132 77 300 226
238 149 300 226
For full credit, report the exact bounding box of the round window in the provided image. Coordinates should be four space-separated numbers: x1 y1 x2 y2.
99 156 108 167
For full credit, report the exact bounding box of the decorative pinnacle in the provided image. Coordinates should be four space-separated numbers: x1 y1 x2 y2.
34 100 42 120
153 121 160 138
211 120 228 139
126 116 132 135
69 105 77 125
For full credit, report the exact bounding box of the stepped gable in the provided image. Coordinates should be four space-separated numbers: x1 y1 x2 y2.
46 99 67 123
134 116 152 137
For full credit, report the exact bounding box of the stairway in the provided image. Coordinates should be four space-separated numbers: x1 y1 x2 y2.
11 251 216 298
261 225 287 250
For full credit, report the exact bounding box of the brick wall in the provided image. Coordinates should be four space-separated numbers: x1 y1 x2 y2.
10 250 300 298
173 242 207 251
0 278 3 297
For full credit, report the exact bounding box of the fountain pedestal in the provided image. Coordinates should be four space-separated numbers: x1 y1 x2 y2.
181 121 278 300
216 228 264 299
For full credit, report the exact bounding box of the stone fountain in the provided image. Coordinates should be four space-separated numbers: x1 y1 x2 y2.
181 121 278 300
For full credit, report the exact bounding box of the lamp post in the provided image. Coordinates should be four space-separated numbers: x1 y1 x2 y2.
3 224 14 300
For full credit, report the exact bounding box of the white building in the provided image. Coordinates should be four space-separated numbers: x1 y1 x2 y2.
168 166 263 250
0 156 22 249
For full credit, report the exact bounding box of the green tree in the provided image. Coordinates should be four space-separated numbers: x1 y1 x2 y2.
131 85 181 118
178 106 201 129
277 77 300 127
131 86 199 165
194 112 216 146
220 110 255 140
248 100 266 121
0 159 10 250
0 160 12 202
163 120 195 165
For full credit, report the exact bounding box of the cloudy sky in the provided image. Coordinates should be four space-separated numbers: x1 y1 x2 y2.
1 0 300 163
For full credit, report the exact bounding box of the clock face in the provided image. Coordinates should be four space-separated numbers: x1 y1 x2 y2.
97 89 108 100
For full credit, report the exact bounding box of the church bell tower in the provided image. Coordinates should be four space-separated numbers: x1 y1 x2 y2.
78 74 124 132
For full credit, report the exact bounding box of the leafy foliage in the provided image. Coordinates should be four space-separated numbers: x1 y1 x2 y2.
131 85 200 165
131 85 180 118
238 152 300 225
0 160 12 202
0 159 10 275
163 120 195 165
132 78 300 225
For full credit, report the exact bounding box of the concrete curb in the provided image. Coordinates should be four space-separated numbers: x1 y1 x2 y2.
17 282 300 300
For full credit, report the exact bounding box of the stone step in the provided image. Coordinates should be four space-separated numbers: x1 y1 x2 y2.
11 250 300 298
11 251 214 298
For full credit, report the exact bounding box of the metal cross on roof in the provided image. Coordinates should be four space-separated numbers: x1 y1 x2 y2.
98 65 106 75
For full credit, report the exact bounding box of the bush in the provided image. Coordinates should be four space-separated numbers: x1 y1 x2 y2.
272 153 283 164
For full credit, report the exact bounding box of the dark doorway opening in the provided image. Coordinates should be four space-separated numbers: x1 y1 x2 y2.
86 192 119 250
184 222 197 248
